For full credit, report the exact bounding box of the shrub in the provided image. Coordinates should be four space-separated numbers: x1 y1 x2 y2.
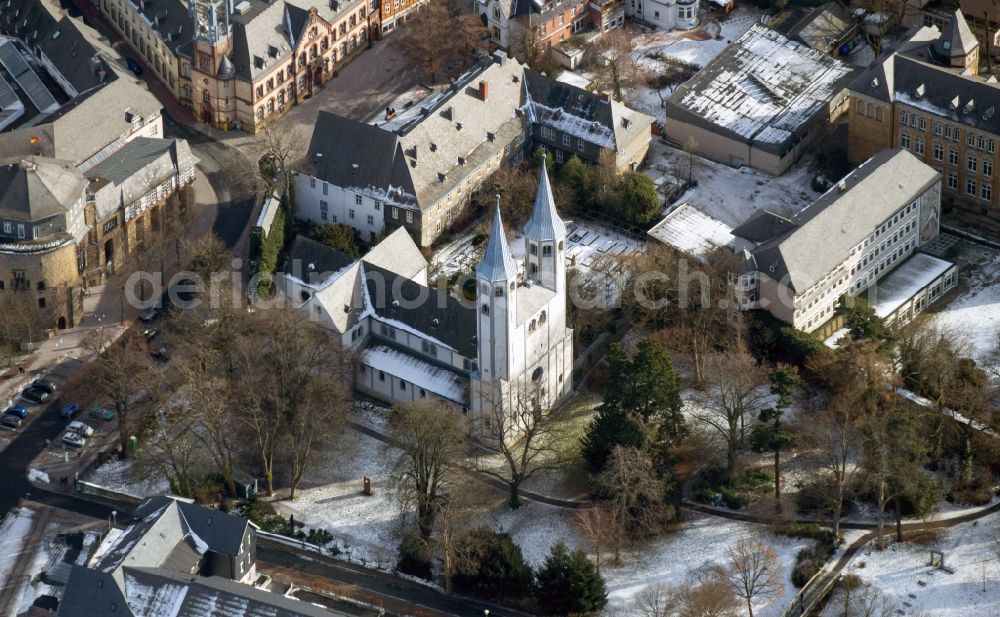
306 528 334 548
255 203 287 295
795 475 838 514
536 541 607 616
452 528 534 601
306 222 364 257
397 534 432 580
792 544 834 587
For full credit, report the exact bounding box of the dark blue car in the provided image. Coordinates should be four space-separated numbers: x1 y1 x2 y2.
60 403 80 419
3 405 28 419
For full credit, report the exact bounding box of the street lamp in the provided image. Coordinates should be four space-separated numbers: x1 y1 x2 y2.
110 510 117 532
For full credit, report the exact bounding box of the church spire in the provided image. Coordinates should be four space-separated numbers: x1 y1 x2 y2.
475 197 517 283
524 155 566 243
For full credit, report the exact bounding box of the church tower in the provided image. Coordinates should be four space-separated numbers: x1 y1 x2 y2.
189 0 231 45
475 201 518 383
523 156 566 294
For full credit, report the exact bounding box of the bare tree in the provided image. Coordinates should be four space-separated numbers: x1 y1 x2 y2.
140 404 206 498
677 579 740 617
389 399 467 540
475 386 571 509
576 502 624 571
595 446 675 549
591 30 647 101
397 0 483 82
249 124 307 202
631 582 673 617
230 309 345 496
432 477 490 595
78 329 159 459
692 349 769 483
718 537 782 617
801 394 864 538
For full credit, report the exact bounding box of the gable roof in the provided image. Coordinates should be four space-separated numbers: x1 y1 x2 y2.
364 263 478 358
361 226 428 282
283 235 356 284
849 25 1000 135
748 149 940 293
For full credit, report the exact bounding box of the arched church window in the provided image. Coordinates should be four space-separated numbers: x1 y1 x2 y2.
510 282 515 292
530 263 538 274
481 304 489 314
529 242 537 255
495 286 503 297
539 310 547 324
529 319 536 332
532 366 543 382
542 245 553 256
558 241 564 252
481 282 490 294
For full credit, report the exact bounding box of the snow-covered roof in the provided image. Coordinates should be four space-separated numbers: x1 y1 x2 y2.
362 345 466 402
666 24 854 147
648 203 735 260
871 252 954 318
555 71 591 90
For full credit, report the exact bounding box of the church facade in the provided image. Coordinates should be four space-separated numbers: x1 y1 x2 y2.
278 159 574 431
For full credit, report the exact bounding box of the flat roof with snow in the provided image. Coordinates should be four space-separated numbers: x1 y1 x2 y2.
648 203 734 259
871 252 955 318
665 24 854 149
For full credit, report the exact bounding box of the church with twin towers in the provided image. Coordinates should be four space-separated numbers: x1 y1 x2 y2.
341 158 574 434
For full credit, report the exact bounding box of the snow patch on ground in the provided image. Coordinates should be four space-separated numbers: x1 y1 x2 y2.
928 242 1000 367
84 457 170 499
826 512 1000 617
27 468 50 484
643 140 816 228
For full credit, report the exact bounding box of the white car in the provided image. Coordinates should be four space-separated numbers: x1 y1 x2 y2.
62 431 86 448
67 420 94 437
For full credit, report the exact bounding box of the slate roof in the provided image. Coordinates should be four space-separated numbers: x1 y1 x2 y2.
849 23 1000 135
0 0 105 95
364 263 478 358
282 235 356 285
85 137 195 185
731 209 797 244
304 111 416 206
745 149 940 293
932 9 978 60
0 157 87 221
227 0 368 83
306 54 528 211
476 206 518 284
59 565 349 617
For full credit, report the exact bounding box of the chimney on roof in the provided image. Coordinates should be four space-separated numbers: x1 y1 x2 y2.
479 80 489 101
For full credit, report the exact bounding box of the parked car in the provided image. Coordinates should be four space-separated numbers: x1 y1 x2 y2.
62 431 86 448
67 420 94 437
139 306 159 322
0 415 22 430
60 403 80 419
125 57 142 76
89 406 115 421
31 379 57 393
4 405 29 419
22 387 50 404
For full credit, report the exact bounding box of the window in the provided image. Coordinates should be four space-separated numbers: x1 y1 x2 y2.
982 185 993 201
375 201 382 211
899 111 908 125
968 156 978 172
421 341 437 356
405 211 414 223
349 209 355 219
16 224 24 239
984 160 992 178
947 173 958 190
322 182 328 196
320 200 329 220
2 222 9 235
540 125 556 140
542 245 553 256
945 125 952 139
309 177 316 189
495 286 503 297
202 90 210 103
378 370 385 382
529 243 537 255
554 149 564 163
918 117 926 131
900 133 910 149
949 149 959 165
577 138 585 151
968 132 976 147
933 144 943 161
967 179 977 195
367 215 374 225
915 137 924 155
933 122 941 136
481 304 489 315
561 133 570 146
355 194 362 205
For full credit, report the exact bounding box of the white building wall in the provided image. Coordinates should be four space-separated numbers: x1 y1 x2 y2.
294 174 387 242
